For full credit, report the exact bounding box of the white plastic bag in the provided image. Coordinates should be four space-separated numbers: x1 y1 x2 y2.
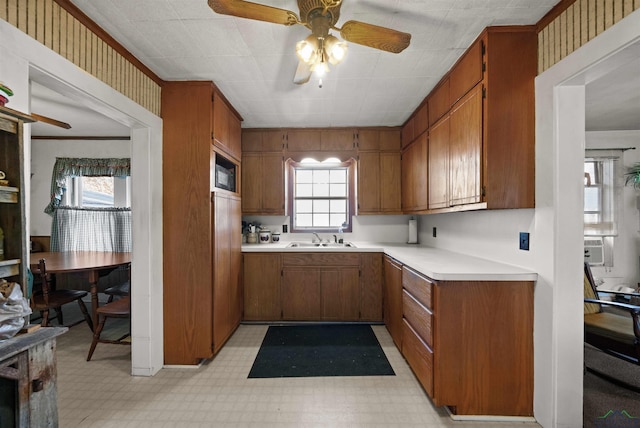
0 281 32 340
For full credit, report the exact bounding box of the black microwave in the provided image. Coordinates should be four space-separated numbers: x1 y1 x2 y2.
215 164 235 192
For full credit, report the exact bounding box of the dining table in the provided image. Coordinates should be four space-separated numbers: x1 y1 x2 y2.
30 251 131 330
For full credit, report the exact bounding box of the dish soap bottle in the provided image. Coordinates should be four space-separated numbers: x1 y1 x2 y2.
0 226 4 260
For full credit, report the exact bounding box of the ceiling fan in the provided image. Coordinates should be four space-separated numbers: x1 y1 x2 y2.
208 0 411 85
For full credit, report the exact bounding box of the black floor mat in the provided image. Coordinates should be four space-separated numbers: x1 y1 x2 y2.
248 324 395 378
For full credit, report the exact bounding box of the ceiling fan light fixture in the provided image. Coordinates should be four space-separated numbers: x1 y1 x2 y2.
296 35 318 64
324 34 347 65
310 60 330 77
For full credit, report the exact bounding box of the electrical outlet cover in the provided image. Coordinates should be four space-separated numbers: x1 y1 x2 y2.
519 232 529 251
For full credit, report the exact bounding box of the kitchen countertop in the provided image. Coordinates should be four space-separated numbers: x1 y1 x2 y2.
242 241 537 282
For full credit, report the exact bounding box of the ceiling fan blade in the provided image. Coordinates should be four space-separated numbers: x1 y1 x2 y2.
339 20 411 54
208 0 299 26
293 60 312 85
31 113 72 129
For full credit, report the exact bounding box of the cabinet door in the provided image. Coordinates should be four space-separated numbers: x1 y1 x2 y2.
401 134 428 213
357 129 379 151
380 152 401 212
286 129 321 152
228 112 242 160
212 193 231 353
360 254 383 321
282 267 321 320
241 153 262 213
263 130 284 152
261 153 285 214
428 78 450 126
321 267 359 321
449 84 482 206
212 94 230 153
357 152 380 213
414 102 429 138
449 39 483 105
243 253 282 320
401 116 414 149
229 196 243 327
321 129 354 151
428 115 449 209
379 129 401 152
383 256 403 349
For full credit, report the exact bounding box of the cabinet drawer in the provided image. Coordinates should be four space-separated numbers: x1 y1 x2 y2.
282 253 360 266
402 267 432 309
402 290 433 348
402 319 434 398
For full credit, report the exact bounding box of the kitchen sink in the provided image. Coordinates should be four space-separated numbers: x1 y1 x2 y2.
287 242 357 248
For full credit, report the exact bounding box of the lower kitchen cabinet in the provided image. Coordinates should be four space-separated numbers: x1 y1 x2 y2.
282 267 322 320
243 253 281 321
400 265 534 417
243 252 382 322
359 253 383 321
320 268 360 321
383 255 403 348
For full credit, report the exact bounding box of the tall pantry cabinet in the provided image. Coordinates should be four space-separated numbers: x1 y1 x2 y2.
162 81 243 365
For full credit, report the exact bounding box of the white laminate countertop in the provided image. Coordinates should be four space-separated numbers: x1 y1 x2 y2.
242 241 537 282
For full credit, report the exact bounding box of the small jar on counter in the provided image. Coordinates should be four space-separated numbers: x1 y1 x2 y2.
271 232 281 243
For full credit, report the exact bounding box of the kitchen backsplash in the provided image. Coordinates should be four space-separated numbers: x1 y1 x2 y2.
242 215 412 244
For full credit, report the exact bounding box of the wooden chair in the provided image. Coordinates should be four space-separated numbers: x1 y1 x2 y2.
31 258 93 330
583 262 640 388
103 264 131 303
86 295 131 361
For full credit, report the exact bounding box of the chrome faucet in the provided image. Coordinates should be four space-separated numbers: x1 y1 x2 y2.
312 232 322 243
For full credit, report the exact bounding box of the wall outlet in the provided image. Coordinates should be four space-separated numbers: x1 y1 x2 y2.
519 232 530 251
432 227 437 238
282 224 288 233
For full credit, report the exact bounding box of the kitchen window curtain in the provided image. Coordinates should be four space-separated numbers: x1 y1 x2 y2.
45 157 132 252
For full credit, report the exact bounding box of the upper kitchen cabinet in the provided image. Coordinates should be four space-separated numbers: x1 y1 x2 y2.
241 129 285 215
404 26 536 213
401 132 429 213
212 90 242 161
162 81 242 365
285 128 356 159
0 107 33 293
357 128 402 214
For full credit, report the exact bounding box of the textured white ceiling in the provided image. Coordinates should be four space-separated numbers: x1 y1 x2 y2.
28 0 640 136
66 0 559 129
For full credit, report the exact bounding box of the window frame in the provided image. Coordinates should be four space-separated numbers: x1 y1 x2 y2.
286 158 356 233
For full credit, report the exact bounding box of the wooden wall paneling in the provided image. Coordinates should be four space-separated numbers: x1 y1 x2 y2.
16 0 26 32
559 9 567 59
27 0 36 38
44 0 53 49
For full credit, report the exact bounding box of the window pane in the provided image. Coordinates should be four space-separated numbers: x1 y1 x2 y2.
314 199 330 213
330 183 346 197
297 214 313 227
314 170 330 183
314 183 330 197
330 213 347 227
297 170 314 183
82 176 114 207
296 200 313 213
313 213 330 227
584 188 600 212
330 200 346 212
330 169 346 183
297 183 313 197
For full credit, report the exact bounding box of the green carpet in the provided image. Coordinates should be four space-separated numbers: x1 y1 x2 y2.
248 324 395 378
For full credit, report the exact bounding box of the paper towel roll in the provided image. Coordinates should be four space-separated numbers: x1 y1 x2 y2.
408 219 418 244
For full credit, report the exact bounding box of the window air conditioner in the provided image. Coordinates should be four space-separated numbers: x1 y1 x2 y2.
584 237 604 266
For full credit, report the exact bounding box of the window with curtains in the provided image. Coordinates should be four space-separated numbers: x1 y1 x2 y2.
45 158 132 252
584 151 623 267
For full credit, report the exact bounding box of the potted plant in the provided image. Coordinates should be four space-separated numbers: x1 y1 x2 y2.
624 162 640 189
